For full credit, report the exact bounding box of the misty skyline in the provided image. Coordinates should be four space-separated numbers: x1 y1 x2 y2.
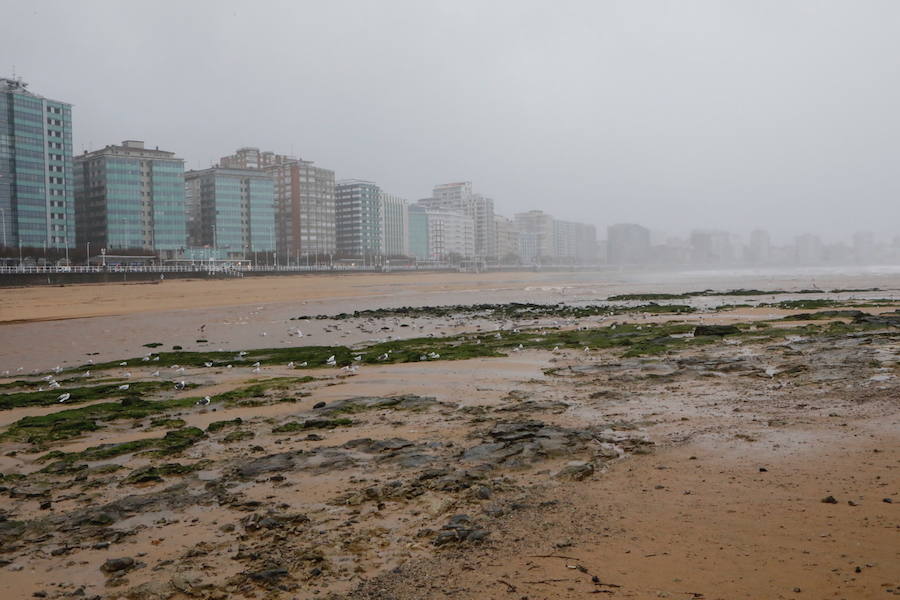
3 0 898 244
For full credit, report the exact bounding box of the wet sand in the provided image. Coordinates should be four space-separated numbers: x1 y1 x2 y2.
0 269 898 600
3 268 900 373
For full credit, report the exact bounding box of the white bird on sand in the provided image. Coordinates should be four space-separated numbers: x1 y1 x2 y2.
123 372 132 378
584 346 590 352
83 371 91 377
378 353 389 361
197 396 211 406
419 355 427 361
142 356 150 362
353 355 362 361
427 352 440 359
118 384 130 391
299 361 308 367
54 366 63 373
260 332 267 337
58 393 70 403
204 362 213 368
119 362 127 367
174 381 186 390
552 346 560 352
176 367 186 374
252 361 260 368
152 355 159 361
48 380 60 389
287 361 295 368
171 364 180 369
151 370 160 377
226 364 232 369
43 375 54 381
494 333 502 339
325 355 336 366
252 367 261 374
239 351 248 357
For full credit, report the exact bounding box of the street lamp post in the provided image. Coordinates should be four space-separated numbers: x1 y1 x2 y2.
86 241 91 266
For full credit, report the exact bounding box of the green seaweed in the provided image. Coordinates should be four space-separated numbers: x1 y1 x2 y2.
207 417 243 432
38 427 205 469
0 380 185 411
272 418 353 433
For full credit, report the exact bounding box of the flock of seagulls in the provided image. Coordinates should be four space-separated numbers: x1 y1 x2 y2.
10 301 623 415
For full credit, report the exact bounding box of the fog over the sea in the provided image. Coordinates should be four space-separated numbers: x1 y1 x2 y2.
2 0 898 243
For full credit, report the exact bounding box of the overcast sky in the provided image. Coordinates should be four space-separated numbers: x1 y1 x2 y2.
3 0 898 243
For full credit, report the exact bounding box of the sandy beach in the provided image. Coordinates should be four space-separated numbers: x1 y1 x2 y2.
0 269 897 600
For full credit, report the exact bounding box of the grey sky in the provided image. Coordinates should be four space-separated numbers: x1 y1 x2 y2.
3 0 898 244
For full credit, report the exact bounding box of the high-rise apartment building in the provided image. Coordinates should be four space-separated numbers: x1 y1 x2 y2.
0 77 74 251
690 229 734 264
380 191 409 257
607 223 650 265
420 207 474 261
420 182 496 259
335 179 381 257
74 141 186 257
184 167 275 258
218 147 335 261
494 215 520 262
514 210 555 261
747 229 771 264
408 204 429 260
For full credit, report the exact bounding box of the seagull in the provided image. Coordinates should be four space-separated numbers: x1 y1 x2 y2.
428 352 440 359
584 347 590 352
299 361 308 367
251 361 260 368
204 362 213 368
287 361 295 368
197 396 211 406
174 381 186 390
239 351 248 356
83 371 91 377
151 370 160 377
171 364 180 369
54 366 63 373
152 355 159 361
118 384 130 391
142 356 150 362
58 393 70 403
87 359 94 365
325 355 336 366
123 372 132 378
43 375 53 381
353 355 362 361
119 362 127 367
260 332 267 337
226 364 232 369
48 380 60 389
419 355 428 361
175 367 186 374
252 366 261 374
378 353 389 361
494 333 502 339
